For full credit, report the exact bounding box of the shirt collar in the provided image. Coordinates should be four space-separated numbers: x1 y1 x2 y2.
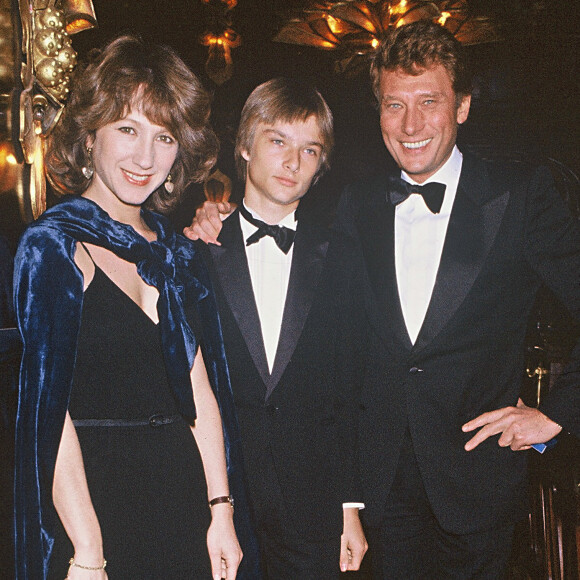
240 200 297 230
400 146 463 216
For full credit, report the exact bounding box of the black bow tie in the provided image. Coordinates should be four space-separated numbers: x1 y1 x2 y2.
387 176 446 214
239 204 296 254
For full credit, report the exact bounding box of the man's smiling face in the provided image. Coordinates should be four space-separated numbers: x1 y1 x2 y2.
378 63 471 183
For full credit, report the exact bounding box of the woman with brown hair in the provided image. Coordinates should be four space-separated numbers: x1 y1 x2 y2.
13 35 257 580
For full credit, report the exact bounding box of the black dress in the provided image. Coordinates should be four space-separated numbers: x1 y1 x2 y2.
49 266 212 579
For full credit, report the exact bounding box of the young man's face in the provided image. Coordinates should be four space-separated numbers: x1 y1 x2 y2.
242 115 324 222
378 63 471 183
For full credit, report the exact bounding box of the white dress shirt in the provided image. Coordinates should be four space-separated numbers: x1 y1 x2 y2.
395 146 463 344
240 203 365 510
239 203 295 373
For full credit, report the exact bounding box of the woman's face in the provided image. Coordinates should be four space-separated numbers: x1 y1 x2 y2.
86 107 178 214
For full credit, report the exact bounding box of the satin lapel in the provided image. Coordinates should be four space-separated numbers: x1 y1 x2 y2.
413 155 510 352
266 220 329 396
358 177 412 350
208 212 270 384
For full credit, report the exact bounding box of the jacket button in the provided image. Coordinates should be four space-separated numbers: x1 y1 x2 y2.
409 367 423 374
265 404 279 414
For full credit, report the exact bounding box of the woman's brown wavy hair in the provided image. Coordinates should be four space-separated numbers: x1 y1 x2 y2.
46 34 219 213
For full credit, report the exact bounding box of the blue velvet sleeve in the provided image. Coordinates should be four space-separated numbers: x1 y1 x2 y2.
13 225 84 580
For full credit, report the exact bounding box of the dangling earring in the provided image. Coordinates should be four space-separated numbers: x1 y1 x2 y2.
81 147 94 180
164 173 174 193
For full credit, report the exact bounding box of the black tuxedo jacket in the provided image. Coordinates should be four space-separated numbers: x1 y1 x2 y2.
337 153 580 534
197 209 367 540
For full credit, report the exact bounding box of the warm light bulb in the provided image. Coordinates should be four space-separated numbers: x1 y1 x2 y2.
391 0 407 16
438 12 450 25
325 15 341 34
66 18 94 34
371 38 379 49
6 153 17 165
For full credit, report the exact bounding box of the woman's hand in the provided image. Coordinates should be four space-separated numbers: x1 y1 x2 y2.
52 413 107 580
207 504 243 580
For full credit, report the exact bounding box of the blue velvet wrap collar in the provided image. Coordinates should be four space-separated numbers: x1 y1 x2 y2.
13 196 260 578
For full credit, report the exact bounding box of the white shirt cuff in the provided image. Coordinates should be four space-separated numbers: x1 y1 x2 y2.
342 502 365 509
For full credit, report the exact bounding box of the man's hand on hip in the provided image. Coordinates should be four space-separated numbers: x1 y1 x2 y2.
462 398 562 451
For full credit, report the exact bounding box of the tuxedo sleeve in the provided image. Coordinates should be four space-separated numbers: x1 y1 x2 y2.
523 166 580 438
331 196 375 503
339 232 368 504
334 185 360 239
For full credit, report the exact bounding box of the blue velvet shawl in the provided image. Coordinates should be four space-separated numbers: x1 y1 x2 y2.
13 196 260 579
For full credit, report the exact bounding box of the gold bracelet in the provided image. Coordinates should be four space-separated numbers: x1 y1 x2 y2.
68 557 107 571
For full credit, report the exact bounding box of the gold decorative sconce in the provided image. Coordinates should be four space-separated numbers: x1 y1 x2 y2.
199 0 241 85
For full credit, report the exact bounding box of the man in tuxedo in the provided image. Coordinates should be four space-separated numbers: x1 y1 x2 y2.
191 78 368 578
334 20 580 579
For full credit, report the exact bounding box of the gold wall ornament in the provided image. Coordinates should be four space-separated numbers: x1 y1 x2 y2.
27 2 78 117
274 1 501 75
0 0 96 239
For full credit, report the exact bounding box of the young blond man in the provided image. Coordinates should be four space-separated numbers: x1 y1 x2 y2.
190 78 368 579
